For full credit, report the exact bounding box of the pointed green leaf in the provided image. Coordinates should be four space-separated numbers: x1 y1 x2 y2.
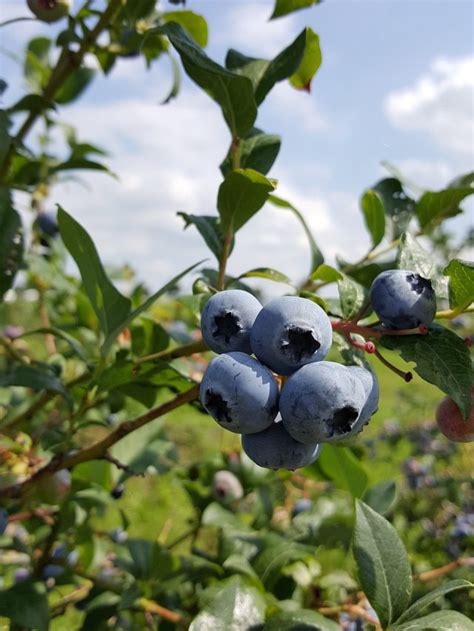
0 364 73 408
395 610 474 631
0 581 49 631
443 258 474 310
271 0 322 20
381 325 472 419
102 260 204 355
373 177 415 239
217 168 275 233
264 609 339 630
162 10 208 47
416 176 474 231
58 206 131 338
190 577 265 631
237 267 291 284
160 22 256 136
0 110 11 167
178 213 224 260
310 264 342 283
312 445 368 497
395 579 474 625
397 232 434 278
338 274 367 319
289 28 322 91
353 499 412 628
269 194 324 273
0 187 23 300
361 189 385 248
220 128 281 177
363 480 396 515
55 67 96 104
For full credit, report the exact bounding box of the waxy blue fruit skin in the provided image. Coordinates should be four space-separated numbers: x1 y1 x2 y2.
242 422 321 470
370 269 436 330
0 508 8 535
292 498 312 517
201 290 262 355
250 296 332 375
280 361 366 444
200 352 279 434
37 212 59 237
347 366 379 431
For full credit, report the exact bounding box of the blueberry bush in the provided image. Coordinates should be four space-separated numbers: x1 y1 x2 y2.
0 1 473 629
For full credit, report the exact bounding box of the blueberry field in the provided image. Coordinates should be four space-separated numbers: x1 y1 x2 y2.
0 1 473 630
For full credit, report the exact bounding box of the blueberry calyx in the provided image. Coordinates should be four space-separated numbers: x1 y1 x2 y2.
205 389 231 423
281 326 321 363
212 312 241 344
406 273 433 295
329 406 359 436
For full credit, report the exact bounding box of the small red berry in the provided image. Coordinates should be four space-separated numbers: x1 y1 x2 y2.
436 387 474 443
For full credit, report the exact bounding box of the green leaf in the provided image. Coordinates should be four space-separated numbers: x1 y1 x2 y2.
160 22 256 136
190 576 265 631
363 480 396 515
310 264 342 283
217 168 275 233
8 94 55 115
416 175 474 231
20 327 89 362
226 29 314 105
237 268 291 284
178 213 224 260
264 609 339 630
253 533 314 590
55 67 96 104
0 187 23 299
337 274 367 319
57 206 132 339
123 539 174 580
361 189 385 249
394 610 474 631
289 28 322 91
220 128 281 177
443 258 474 310
162 11 208 48
0 580 49 631
396 232 434 278
101 260 204 355
0 364 73 408
271 0 322 20
353 499 412 629
381 325 472 419
24 37 52 91
312 445 368 497
395 579 474 625
269 194 324 274
51 158 112 174
373 177 415 239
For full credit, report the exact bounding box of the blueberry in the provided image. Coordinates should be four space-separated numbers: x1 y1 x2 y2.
110 527 128 544
42 564 65 580
250 296 332 375
347 366 379 431
370 269 436 330
14 568 31 583
242 422 321 470
0 508 8 535
280 361 366 444
111 483 125 500
37 212 59 238
212 470 244 503
291 498 313 517
200 352 279 434
201 290 262 355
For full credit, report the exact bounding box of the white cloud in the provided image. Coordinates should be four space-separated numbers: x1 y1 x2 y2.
384 56 474 155
379 159 454 192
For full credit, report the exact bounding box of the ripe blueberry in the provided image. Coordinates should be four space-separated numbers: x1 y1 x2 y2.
291 498 312 517
242 421 321 470
212 470 244 503
27 0 71 23
370 269 436 330
37 212 59 238
347 366 379 431
0 508 8 535
111 483 125 499
201 290 262 355
200 352 279 434
250 296 332 375
280 361 366 444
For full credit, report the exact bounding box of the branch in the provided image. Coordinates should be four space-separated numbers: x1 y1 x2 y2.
134 338 207 366
1 384 200 498
415 557 474 582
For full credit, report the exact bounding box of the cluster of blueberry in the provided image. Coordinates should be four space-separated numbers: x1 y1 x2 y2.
199 290 378 470
198 269 438 470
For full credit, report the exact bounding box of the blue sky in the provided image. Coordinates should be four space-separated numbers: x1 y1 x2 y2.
1 0 473 294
